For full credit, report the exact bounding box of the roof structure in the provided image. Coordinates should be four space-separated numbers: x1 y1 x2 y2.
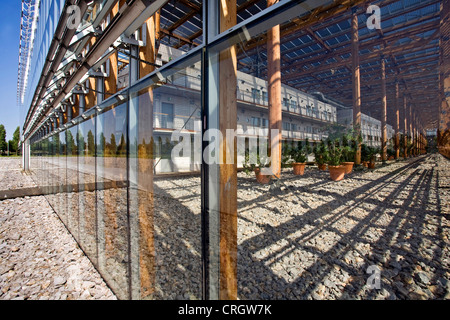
20 0 445 137
156 0 442 130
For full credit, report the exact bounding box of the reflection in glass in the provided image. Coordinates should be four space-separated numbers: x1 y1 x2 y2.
66 126 79 242
96 103 130 300
78 117 97 265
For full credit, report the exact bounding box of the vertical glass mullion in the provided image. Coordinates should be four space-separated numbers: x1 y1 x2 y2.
202 0 221 301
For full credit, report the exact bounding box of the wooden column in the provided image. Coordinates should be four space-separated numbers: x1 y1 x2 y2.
267 0 282 176
219 0 238 300
416 116 419 155
394 82 400 159
135 11 160 299
403 95 407 158
380 57 387 161
351 10 361 165
104 5 118 101
86 40 97 109
413 114 417 156
409 104 413 156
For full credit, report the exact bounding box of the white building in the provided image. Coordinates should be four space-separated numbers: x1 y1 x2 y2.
123 45 338 173
337 108 395 147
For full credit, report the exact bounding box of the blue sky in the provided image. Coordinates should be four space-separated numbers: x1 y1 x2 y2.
0 1 21 141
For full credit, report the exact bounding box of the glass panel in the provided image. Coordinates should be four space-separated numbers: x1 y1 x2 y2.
78 117 97 265
206 1 343 299
96 102 129 300
66 126 79 242
128 54 202 300
57 131 67 226
46 135 57 210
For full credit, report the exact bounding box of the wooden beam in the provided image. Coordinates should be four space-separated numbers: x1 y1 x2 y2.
160 28 197 47
135 10 160 300
219 0 237 301
393 81 400 159
267 0 282 177
381 57 387 161
351 10 361 165
403 95 408 158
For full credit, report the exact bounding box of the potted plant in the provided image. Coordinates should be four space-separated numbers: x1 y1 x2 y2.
341 134 356 174
290 139 311 175
360 143 369 167
367 146 380 169
387 144 395 160
327 139 346 181
281 141 293 169
243 150 272 184
313 140 329 170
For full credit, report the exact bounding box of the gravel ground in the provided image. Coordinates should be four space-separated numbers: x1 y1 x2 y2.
0 154 449 300
0 159 116 300
235 154 450 300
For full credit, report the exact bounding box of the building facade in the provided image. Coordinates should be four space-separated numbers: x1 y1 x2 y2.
337 108 396 148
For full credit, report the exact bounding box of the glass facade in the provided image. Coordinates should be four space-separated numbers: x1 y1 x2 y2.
29 54 203 299
24 0 440 301
27 0 326 300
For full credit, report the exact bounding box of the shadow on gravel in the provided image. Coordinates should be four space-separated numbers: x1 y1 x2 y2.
236 155 449 300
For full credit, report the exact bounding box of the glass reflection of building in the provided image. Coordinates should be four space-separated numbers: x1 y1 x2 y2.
20 0 439 300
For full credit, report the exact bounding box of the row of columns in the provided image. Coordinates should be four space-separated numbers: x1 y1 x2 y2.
351 10 428 163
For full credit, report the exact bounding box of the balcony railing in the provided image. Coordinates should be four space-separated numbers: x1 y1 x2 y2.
237 90 336 123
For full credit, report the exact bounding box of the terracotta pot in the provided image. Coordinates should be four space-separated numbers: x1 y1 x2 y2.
362 161 368 168
342 162 354 174
328 165 346 181
368 161 375 169
292 162 306 175
317 163 327 171
254 168 271 184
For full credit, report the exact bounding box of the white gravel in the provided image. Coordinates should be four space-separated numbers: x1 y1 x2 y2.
0 154 448 300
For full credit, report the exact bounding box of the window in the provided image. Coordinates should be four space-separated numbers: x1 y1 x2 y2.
291 100 297 110
251 117 261 127
306 126 312 133
262 91 268 102
283 122 291 131
283 98 289 108
161 102 174 129
291 123 297 131
251 88 260 101
261 118 269 128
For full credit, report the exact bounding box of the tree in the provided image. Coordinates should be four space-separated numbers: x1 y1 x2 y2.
12 127 20 155
109 133 117 155
0 124 6 154
87 130 95 156
117 133 126 156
